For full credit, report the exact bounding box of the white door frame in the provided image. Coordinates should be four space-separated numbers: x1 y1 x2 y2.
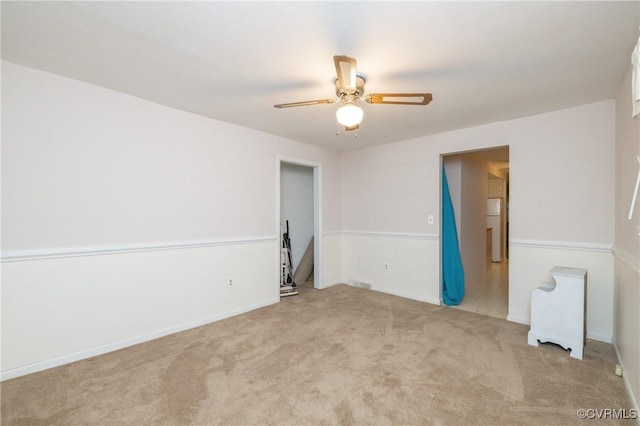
276 156 322 295
439 146 510 315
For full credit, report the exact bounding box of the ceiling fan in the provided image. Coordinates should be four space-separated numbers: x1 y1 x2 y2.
274 55 433 131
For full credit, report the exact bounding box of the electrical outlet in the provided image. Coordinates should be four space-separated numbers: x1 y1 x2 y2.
428 215 434 224
384 262 390 271
615 364 623 377
227 278 233 287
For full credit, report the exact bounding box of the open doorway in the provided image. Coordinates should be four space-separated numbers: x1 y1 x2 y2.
441 146 509 319
277 158 322 299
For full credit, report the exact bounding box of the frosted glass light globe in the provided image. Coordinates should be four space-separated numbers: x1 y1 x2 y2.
336 102 363 127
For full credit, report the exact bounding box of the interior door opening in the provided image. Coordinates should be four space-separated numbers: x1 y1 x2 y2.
441 146 510 319
277 158 322 299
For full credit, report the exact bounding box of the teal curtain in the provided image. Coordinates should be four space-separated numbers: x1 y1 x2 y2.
441 165 465 305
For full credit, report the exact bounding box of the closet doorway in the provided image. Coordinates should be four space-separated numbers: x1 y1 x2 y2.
277 158 322 298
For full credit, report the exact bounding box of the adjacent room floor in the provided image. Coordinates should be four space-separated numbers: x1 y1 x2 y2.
1 280 633 425
452 260 509 319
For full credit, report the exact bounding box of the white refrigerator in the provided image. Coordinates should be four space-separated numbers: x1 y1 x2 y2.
486 198 505 262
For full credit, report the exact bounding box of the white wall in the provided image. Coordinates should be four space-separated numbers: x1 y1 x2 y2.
614 62 640 410
461 153 487 281
2 63 343 252
341 232 440 305
443 158 462 236
444 154 488 283
487 176 504 198
280 163 314 272
1 61 342 378
1 59 625 387
2 241 276 372
341 100 616 340
339 140 441 303
459 154 488 280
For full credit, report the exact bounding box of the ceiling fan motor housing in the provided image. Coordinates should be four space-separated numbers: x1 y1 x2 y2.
335 73 367 99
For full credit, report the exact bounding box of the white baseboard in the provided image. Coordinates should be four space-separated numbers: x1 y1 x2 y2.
319 280 343 289
374 286 441 306
507 315 612 343
507 314 530 325
586 331 613 344
1 297 279 381
613 343 639 420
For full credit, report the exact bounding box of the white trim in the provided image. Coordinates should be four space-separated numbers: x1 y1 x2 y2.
507 314 530 325
510 238 613 253
313 164 323 290
614 343 640 415
318 280 343 289
586 332 613 344
0 297 279 381
507 315 612 343
276 156 323 291
317 230 438 240
341 230 439 240
1 236 278 263
278 156 322 169
613 246 640 275
612 249 640 417
374 286 441 306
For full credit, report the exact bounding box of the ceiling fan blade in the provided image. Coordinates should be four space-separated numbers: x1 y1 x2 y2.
334 55 357 91
366 93 433 105
273 99 335 108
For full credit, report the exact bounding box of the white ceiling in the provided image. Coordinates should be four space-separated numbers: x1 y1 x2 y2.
2 1 638 152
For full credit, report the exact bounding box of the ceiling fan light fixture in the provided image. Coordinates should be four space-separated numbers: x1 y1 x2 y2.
336 101 363 127
274 55 432 132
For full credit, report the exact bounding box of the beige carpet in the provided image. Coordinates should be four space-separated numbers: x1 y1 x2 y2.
1 282 634 425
